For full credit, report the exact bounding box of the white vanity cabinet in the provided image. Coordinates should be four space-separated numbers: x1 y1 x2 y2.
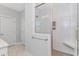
0 39 8 56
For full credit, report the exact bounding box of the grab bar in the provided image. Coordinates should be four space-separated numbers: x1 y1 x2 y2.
32 36 48 41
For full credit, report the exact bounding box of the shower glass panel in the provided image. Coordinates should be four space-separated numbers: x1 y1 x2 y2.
52 3 77 56
35 4 50 34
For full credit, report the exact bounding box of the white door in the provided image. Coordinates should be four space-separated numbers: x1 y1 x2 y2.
32 4 52 56
52 3 77 55
0 16 16 44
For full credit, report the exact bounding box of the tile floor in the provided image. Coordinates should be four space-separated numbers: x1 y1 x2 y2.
8 43 31 56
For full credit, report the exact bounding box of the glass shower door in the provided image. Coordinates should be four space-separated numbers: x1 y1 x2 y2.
31 3 52 56
52 3 77 56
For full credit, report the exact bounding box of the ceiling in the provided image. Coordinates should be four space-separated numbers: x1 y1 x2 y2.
0 3 25 12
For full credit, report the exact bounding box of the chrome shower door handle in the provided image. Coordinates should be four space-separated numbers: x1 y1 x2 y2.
32 36 48 41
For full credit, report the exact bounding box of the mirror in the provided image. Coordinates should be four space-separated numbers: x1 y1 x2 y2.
35 4 50 34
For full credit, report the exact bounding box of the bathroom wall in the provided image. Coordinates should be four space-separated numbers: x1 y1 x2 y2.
0 4 21 43
24 3 34 53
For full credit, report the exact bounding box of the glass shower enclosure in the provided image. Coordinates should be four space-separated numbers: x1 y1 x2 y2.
52 3 77 56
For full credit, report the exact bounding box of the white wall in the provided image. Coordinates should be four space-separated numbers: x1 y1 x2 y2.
25 3 34 53
0 5 21 43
